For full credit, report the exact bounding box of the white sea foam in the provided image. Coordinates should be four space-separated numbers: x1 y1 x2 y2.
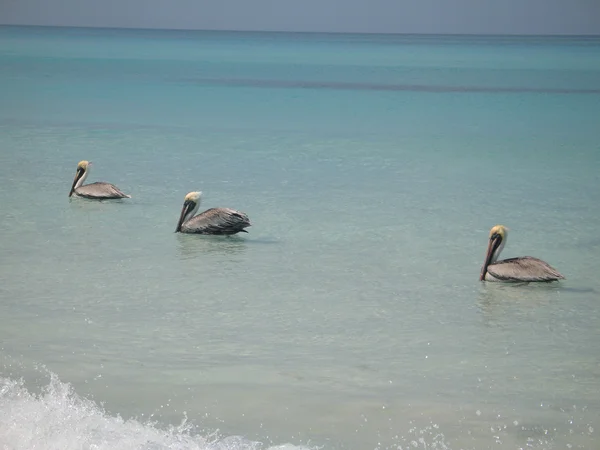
0 373 310 450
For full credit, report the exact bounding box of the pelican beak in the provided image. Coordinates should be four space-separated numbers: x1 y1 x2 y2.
480 234 502 281
175 200 194 232
69 167 84 197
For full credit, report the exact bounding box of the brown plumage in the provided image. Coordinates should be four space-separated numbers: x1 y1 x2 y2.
69 161 130 199
485 256 565 282
175 191 250 235
480 225 564 283
72 182 131 199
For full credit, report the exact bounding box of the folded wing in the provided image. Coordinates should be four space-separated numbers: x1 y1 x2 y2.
184 208 251 235
487 256 565 282
75 182 131 199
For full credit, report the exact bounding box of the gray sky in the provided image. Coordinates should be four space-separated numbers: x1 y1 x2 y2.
1 0 599 35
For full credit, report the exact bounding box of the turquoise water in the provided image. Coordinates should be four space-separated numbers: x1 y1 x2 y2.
1 25 600 449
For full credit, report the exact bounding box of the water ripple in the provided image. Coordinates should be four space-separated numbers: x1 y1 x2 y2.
177 77 600 94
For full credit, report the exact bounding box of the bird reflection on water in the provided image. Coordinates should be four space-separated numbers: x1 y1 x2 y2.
476 282 563 327
175 234 281 260
175 233 249 260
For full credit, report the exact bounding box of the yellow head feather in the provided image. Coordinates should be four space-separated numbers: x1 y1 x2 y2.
489 224 507 238
185 191 202 202
77 160 89 170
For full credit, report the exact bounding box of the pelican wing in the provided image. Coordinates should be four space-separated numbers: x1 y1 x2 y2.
184 208 251 235
487 256 565 282
75 182 131 199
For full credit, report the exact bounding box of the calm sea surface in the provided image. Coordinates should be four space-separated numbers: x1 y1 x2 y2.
1 26 600 449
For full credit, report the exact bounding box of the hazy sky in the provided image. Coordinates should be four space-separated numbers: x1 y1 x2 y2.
1 0 599 35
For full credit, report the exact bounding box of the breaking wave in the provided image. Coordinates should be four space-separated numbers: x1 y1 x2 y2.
0 372 310 450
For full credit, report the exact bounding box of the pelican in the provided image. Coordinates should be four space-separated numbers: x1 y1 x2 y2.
69 160 131 199
480 225 564 282
175 191 251 235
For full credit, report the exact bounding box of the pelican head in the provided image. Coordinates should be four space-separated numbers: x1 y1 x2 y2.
69 160 92 197
175 191 202 232
480 224 508 281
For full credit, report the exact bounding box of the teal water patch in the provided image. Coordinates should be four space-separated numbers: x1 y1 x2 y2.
1 26 599 449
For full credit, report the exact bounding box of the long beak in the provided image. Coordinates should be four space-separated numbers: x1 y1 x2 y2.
480 235 500 281
175 200 193 232
69 168 83 197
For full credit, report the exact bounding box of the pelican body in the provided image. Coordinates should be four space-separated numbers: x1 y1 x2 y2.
480 225 564 282
175 191 250 235
69 160 131 199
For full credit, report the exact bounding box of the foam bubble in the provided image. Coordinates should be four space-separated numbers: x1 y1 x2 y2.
0 373 311 450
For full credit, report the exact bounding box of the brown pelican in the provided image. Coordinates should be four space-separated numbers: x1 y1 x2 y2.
480 225 564 282
69 160 131 199
175 191 251 235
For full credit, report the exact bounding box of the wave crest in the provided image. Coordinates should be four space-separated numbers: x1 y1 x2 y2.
0 373 309 450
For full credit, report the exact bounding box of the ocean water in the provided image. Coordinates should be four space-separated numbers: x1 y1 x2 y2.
1 25 600 449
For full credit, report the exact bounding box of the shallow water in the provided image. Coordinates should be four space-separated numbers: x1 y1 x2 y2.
1 26 600 449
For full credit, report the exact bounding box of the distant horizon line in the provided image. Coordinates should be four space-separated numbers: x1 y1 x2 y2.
1 23 599 38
